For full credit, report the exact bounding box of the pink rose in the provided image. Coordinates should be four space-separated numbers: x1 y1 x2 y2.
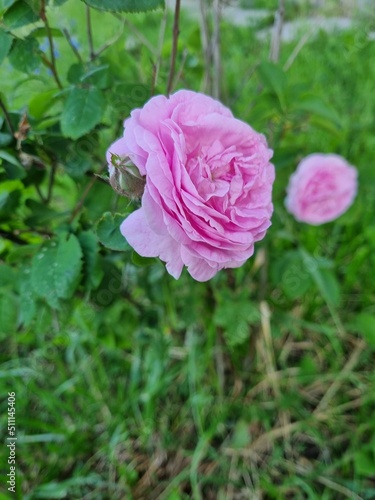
285 153 358 225
107 90 275 281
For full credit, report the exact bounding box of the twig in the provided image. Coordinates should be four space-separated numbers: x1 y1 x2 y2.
86 5 95 61
62 28 83 63
270 0 285 62
212 0 221 99
0 97 15 136
40 0 63 89
169 48 188 93
152 7 168 95
198 0 212 94
0 230 28 245
93 20 126 59
166 0 181 95
283 20 322 71
69 168 104 223
313 338 366 414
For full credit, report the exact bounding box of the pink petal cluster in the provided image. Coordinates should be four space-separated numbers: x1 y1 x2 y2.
107 90 275 281
285 153 357 225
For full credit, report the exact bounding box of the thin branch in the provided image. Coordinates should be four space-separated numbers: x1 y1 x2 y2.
152 6 168 95
45 162 57 204
62 28 83 63
167 0 181 95
0 97 15 136
0 230 28 245
93 20 126 59
40 0 63 89
69 168 104 223
198 0 212 94
270 0 285 62
86 5 95 61
169 48 188 93
212 0 222 99
283 21 321 71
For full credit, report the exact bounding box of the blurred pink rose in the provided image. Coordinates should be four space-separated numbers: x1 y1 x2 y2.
107 90 275 281
285 153 357 225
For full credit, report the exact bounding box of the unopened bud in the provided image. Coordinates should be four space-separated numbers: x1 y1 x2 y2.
109 154 146 200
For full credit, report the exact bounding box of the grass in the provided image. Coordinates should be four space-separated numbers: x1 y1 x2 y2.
1 1 375 498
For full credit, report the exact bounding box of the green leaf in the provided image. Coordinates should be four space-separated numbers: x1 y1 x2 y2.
294 97 341 128
0 28 13 65
8 37 40 73
0 0 17 14
0 291 18 338
78 230 104 290
355 313 375 348
214 290 259 347
300 249 340 307
60 87 105 139
81 0 165 13
54 234 83 299
96 212 130 251
2 0 39 29
28 89 60 119
354 450 375 477
30 234 83 308
19 266 36 326
272 250 313 300
131 251 156 267
258 61 287 109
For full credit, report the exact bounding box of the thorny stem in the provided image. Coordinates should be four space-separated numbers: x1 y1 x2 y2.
40 0 63 89
167 0 181 95
86 5 95 61
0 97 15 136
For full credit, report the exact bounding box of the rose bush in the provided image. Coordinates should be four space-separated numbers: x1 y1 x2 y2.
107 90 275 281
285 153 358 225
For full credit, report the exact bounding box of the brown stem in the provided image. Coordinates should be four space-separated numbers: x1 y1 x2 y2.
86 5 95 61
40 0 63 89
166 0 181 95
270 0 285 62
0 97 15 136
212 0 221 99
62 28 83 63
69 168 104 223
0 230 28 245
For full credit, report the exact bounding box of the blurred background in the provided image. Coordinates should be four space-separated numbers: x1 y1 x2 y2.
0 0 374 498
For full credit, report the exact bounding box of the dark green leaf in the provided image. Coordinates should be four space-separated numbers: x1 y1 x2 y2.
19 266 36 326
0 291 18 338
54 234 83 299
60 87 105 139
0 132 13 147
3 0 39 29
0 0 17 14
96 212 130 251
258 61 287 109
78 230 104 290
0 28 13 65
81 0 165 13
8 37 40 73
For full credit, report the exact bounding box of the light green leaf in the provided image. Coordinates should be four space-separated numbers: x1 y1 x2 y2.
60 87 105 139
131 251 156 267
258 61 287 109
300 249 340 307
0 28 13 65
96 212 130 251
2 0 39 29
29 89 60 119
81 0 165 13
355 313 375 348
8 37 40 73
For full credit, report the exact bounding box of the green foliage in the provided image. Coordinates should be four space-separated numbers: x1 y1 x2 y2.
0 28 12 64
60 87 105 139
2 0 39 29
8 37 40 73
81 0 165 13
95 212 130 251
